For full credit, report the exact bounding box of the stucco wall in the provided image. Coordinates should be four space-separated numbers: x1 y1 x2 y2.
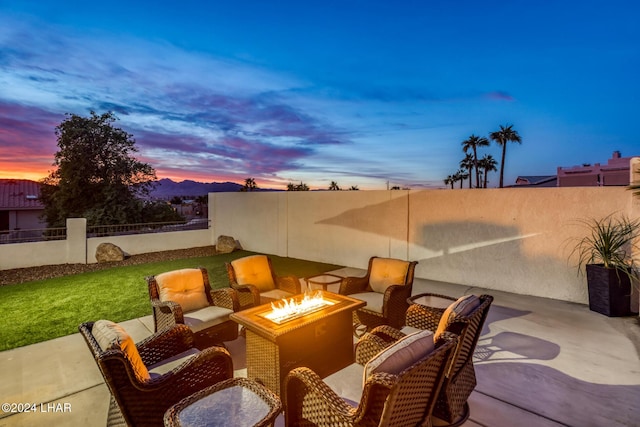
211 187 633 304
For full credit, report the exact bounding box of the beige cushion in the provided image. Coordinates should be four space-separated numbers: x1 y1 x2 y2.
363 329 434 387
369 258 409 293
231 255 276 292
148 348 200 378
92 320 150 381
434 295 481 340
155 269 209 313
350 292 384 313
323 362 365 405
183 305 234 333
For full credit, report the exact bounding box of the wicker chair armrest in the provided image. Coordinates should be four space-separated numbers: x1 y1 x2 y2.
151 299 184 327
355 332 396 364
339 276 369 295
137 324 195 366
406 303 442 331
209 287 240 312
285 367 357 425
276 275 301 295
230 283 261 305
140 345 234 391
381 284 412 327
368 324 407 343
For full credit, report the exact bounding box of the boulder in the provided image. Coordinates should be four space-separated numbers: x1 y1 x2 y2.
216 235 238 254
95 243 125 263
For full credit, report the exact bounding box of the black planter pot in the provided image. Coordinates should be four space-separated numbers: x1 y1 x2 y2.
585 264 633 317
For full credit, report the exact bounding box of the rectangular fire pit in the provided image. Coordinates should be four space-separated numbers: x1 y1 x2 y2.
230 290 365 396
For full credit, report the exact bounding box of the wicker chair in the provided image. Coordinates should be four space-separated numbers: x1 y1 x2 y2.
225 254 301 310
79 321 233 427
284 329 457 427
369 293 494 426
338 256 418 332
146 267 240 349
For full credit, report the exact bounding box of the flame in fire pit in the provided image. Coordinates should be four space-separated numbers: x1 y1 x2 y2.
262 290 335 324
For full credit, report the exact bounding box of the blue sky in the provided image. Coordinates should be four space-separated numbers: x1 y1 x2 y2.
0 0 638 189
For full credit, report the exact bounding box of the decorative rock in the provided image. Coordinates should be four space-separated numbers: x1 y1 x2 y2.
216 235 238 254
95 243 125 263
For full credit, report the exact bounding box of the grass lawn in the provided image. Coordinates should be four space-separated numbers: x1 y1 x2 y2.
0 250 342 351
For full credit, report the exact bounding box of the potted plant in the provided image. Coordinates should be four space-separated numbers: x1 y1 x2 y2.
570 214 640 317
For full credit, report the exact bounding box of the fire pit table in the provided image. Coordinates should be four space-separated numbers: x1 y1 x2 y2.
230 290 365 396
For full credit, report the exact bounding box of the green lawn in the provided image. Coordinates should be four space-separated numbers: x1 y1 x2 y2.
0 250 342 351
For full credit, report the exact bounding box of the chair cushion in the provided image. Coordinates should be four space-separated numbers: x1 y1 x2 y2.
183 305 234 333
363 329 434 387
92 320 150 381
350 292 384 314
155 269 209 313
369 258 409 293
434 294 481 340
323 362 365 404
231 255 276 292
148 348 200 378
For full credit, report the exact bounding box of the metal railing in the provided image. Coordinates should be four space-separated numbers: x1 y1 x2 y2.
86 218 210 237
0 219 210 244
0 227 67 244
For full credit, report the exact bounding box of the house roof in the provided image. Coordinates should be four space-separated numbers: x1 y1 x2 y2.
0 179 44 210
514 176 557 187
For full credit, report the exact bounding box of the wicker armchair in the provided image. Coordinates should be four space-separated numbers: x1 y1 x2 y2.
146 267 240 349
79 321 233 427
284 329 457 427
225 254 301 309
339 256 418 332
369 293 494 426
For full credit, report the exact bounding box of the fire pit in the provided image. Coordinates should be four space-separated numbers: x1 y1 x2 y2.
230 290 365 396
260 290 335 324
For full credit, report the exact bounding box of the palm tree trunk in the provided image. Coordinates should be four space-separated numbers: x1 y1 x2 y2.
483 168 488 188
499 144 507 188
473 147 479 188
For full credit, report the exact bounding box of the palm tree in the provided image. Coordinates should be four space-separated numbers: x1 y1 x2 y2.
444 175 455 189
462 134 490 188
478 154 498 188
349 185 359 191
287 181 309 191
453 169 468 189
489 124 522 188
460 153 474 188
241 177 257 192
328 181 341 191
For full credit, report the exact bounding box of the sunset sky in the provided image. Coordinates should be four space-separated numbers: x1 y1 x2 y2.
1 1 638 190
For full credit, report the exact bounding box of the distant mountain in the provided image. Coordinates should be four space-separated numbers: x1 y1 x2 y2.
150 178 244 198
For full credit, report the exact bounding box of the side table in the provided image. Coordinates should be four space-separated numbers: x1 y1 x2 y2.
305 273 343 292
406 293 457 331
163 378 282 427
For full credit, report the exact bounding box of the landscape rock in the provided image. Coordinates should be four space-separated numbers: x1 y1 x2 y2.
216 235 238 253
95 243 126 263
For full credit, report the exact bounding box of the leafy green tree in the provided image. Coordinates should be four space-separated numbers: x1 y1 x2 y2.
40 111 156 227
169 196 183 205
489 124 522 188
478 154 498 188
460 153 475 188
328 181 341 191
462 134 490 188
240 177 258 192
140 201 185 222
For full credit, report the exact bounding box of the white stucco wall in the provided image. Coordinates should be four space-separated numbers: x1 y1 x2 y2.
211 187 633 304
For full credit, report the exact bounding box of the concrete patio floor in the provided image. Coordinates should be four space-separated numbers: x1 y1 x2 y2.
1 268 639 427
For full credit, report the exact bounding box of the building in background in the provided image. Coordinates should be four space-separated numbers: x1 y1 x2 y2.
556 151 634 187
0 179 46 232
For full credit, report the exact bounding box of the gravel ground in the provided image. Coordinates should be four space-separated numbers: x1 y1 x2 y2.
0 246 217 286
